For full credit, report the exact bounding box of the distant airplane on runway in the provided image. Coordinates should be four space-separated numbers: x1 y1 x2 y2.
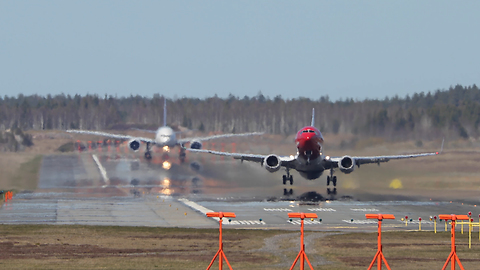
67 98 262 162
187 109 441 194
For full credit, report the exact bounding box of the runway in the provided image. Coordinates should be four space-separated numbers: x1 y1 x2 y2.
1 152 479 232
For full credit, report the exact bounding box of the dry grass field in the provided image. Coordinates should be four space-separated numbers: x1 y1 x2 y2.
0 225 479 269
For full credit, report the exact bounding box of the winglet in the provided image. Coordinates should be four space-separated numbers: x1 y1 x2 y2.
435 138 445 155
163 98 167 127
311 108 315 127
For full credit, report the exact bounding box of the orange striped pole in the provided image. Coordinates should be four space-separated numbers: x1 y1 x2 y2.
440 214 468 270
205 212 236 270
366 214 395 270
288 212 318 270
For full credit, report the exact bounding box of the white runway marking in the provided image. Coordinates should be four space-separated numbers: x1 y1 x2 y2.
178 198 213 216
178 198 266 225
307 208 336 212
342 220 379 224
228 220 266 225
288 220 322 225
263 208 292 212
399 220 434 225
350 208 380 212
92 154 109 186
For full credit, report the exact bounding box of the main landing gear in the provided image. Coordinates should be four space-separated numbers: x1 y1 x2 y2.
282 168 293 196
282 168 293 185
326 168 337 195
144 142 152 160
326 168 337 187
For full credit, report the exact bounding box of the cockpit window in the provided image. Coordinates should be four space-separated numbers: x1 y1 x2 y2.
302 129 315 133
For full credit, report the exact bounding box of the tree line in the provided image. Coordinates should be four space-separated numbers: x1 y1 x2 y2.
1 84 479 142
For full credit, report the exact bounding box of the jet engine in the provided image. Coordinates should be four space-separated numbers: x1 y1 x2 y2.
190 141 202 149
338 155 355 174
263 154 282 173
128 139 141 151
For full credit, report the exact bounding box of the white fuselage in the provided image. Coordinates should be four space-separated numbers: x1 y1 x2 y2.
155 126 177 147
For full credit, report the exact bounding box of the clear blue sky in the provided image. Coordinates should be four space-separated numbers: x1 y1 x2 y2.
1 1 479 101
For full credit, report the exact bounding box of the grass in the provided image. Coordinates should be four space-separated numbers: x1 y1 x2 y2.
0 225 480 269
11 154 42 191
0 153 42 192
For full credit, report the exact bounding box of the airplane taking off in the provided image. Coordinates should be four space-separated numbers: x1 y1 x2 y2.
67 98 262 162
187 109 440 192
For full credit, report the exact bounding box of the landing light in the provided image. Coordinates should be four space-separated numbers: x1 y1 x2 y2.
325 156 330 160
162 161 172 170
161 188 172 195
163 178 171 187
163 146 170 152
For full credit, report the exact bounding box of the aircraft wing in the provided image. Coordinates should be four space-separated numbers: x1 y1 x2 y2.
177 132 264 144
66 130 155 144
330 152 439 166
186 148 296 167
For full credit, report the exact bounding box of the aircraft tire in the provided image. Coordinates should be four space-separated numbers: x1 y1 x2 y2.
327 176 330 186
289 175 293 185
282 175 287 185
333 176 337 187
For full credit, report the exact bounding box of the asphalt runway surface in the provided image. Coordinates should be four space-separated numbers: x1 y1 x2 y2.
1 150 479 232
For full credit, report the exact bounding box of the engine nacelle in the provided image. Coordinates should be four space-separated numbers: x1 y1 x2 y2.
339 155 355 174
190 141 202 149
128 139 141 151
263 154 282 173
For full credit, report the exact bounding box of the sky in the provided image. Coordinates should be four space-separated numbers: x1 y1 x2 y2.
1 1 480 101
